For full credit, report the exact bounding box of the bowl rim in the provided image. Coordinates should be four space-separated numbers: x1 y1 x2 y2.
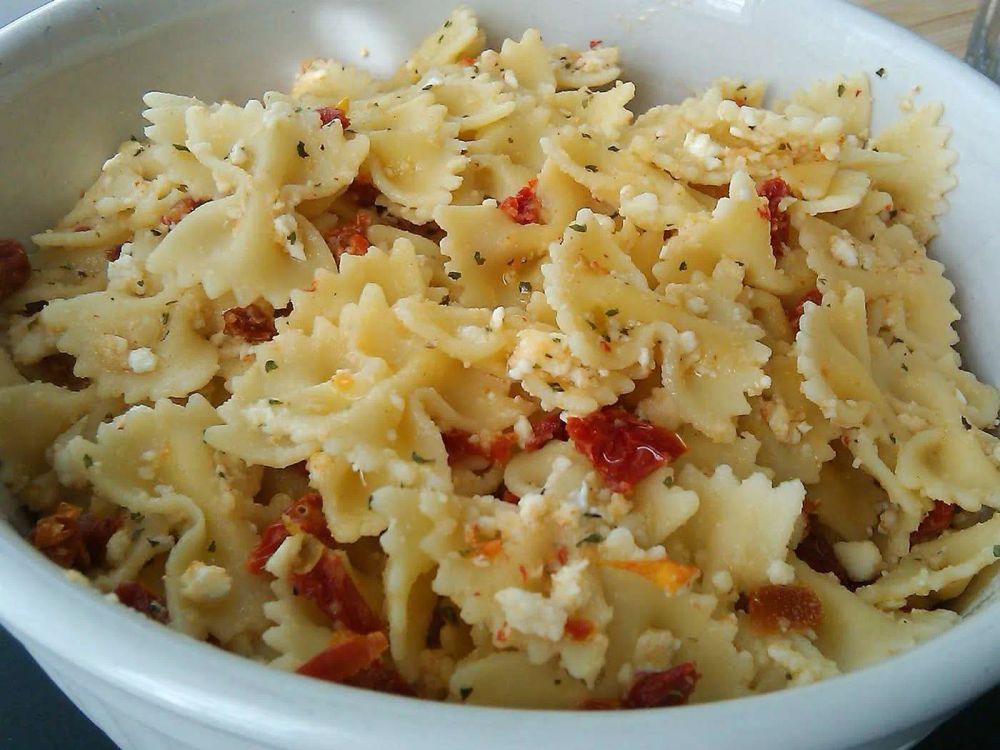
1 0 999 746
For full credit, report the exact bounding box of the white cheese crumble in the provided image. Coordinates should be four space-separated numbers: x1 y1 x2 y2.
495 588 566 641
829 236 859 268
683 131 724 170
180 561 232 602
833 540 882 583
767 559 796 585
127 347 158 374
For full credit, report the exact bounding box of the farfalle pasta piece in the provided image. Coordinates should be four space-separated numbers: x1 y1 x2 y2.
39 286 218 404
292 58 379 104
549 43 622 91
781 72 872 137
868 104 956 243
385 8 485 89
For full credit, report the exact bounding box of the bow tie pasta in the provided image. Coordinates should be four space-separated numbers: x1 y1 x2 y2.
2 7 997 711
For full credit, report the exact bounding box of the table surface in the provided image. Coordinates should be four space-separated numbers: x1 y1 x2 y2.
0 1 997 748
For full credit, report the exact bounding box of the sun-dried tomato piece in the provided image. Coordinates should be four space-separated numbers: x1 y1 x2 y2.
292 550 383 634
246 520 291 575
564 617 595 641
273 301 294 318
346 173 380 207
566 407 687 492
114 582 169 623
747 584 823 634
0 239 31 301
499 486 520 505
317 106 350 130
442 429 516 466
323 211 371 262
161 197 205 227
499 179 542 225
757 177 791 257
787 288 822 334
795 531 854 589
30 502 121 570
525 411 567 451
624 662 700 708
589 39 603 49
222 303 277 343
911 500 956 546
298 632 411 695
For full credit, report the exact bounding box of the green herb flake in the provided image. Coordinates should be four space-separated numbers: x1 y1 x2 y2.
173 143 190 152
577 532 603 546
368 494 374 509
447 271 462 280
473 251 486 266
994 545 1000 558
585 320 597 331
83 454 94 469
207 540 216 553
151 229 162 237
444 19 452 27
584 164 598 173
679 260 688 271
412 452 431 464
287 231 297 245
549 382 564 392
129 511 144 523
459 687 473 702
663 475 674 487
837 83 846 97
608 145 620 152
605 308 619 317
518 281 532 294
264 360 279 373
568 223 587 233
296 141 309 158
268 398 282 405
876 67 886 78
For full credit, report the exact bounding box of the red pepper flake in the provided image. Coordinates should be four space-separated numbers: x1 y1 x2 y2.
297 631 388 683
442 429 516 466
161 197 205 227
747 584 823 634
460 56 477 66
114 582 169 624
0 239 31 301
795 531 854 589
317 106 350 130
525 411 567 451
499 179 542 225
624 662 700 708
589 39 603 49
518 563 529 583
566 407 687 492
222 303 277 343
292 549 383 634
345 174 380 207
756 177 791 257
555 546 569 566
30 502 122 570
564 617 595 641
911 501 955 546
501 486 521 505
787 288 823 334
323 211 371 262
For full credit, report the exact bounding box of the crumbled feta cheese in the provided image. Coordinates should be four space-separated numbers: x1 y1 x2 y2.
180 561 232 602
767 559 796 585
683 131 724 170
633 628 681 671
833 540 882 583
274 213 305 261
490 307 506 330
495 588 566 641
550 560 589 611
128 347 158 374
710 569 734 593
829 236 859 268
503 69 520 89
678 330 699 354
685 296 708 316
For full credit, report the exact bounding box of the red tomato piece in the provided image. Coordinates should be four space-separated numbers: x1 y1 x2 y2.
222 303 277 343
346 174 379 207
246 492 332 574
795 531 854 589
499 179 542 225
323 211 371 262
525 411 567 451
566 407 687 492
624 662 700 708
30 502 121 570
564 617 595 641
317 107 350 130
0 238 30 301
344 658 415 696
296 631 388 682
246 520 291 575
442 429 516 466
757 177 791 257
911 501 956 546
500 486 520 505
114 582 169 624
161 197 205 227
747 585 823 634
292 550 383 634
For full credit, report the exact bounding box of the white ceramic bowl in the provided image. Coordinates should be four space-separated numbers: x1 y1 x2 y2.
1 1 999 748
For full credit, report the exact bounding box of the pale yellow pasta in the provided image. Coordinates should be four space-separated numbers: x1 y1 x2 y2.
2 9 997 713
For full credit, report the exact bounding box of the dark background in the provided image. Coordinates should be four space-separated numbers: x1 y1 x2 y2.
1 625 998 749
